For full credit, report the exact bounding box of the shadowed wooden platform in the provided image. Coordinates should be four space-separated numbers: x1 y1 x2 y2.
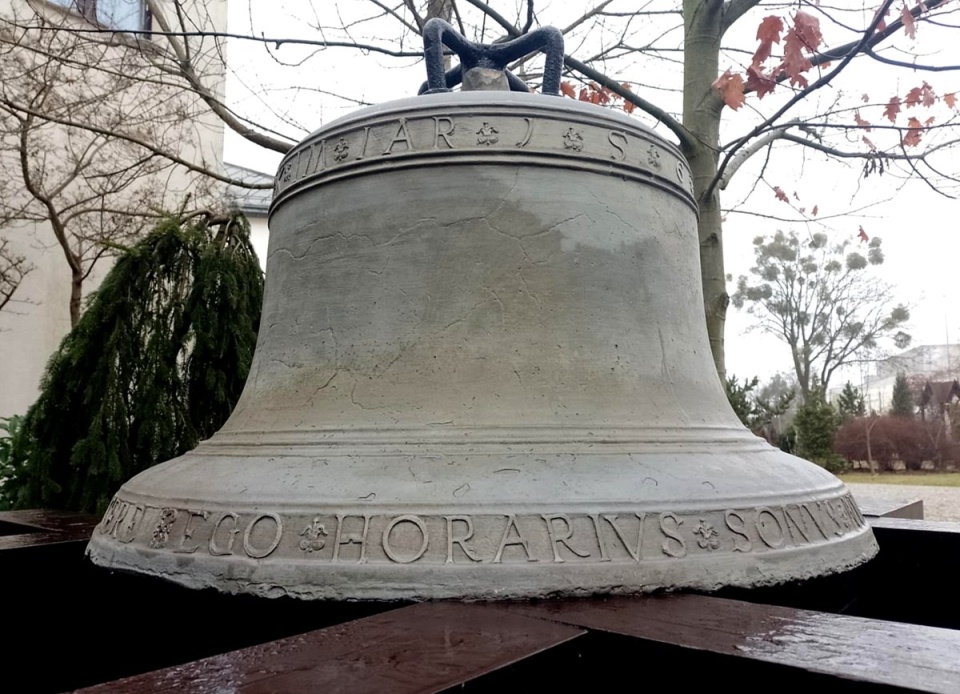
2 506 957 693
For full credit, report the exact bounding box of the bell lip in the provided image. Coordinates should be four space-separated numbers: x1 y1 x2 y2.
86 441 875 602
86 520 878 601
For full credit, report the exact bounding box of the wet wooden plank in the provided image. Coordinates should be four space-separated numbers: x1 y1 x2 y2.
493 595 960 693
0 530 83 550
0 509 99 550
857 498 924 519
75 602 585 694
869 517 960 534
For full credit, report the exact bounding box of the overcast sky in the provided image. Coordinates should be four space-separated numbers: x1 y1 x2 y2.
220 1 960 389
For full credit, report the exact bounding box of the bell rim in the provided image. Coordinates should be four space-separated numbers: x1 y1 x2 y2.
87 519 877 601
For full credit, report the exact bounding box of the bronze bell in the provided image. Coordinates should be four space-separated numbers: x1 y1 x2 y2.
87 22 875 599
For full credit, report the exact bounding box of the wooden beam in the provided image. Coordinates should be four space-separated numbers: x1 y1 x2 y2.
493 594 960 693
76 602 585 693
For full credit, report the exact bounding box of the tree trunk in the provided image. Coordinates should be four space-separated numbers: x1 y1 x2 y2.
426 0 454 71
798 372 811 403
682 1 727 380
865 418 876 474
69 268 83 328
46 214 85 329
427 1 452 22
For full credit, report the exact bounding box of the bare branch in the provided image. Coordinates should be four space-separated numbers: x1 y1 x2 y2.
0 236 31 312
709 0 896 201
810 0 953 68
561 1 616 35
403 0 426 31
1 96 270 189
863 46 960 73
780 132 960 164
458 0 693 147
521 0 534 34
722 0 763 36
719 121 801 189
368 0 422 35
10 18 430 57
895 141 957 199
145 1 290 154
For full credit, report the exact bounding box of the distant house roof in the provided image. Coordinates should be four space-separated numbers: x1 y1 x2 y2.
920 380 960 407
224 163 274 217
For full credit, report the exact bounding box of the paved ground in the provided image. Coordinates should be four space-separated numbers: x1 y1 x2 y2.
847 482 960 522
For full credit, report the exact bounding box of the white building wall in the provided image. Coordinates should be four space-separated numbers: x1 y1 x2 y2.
0 0 229 418
249 215 270 271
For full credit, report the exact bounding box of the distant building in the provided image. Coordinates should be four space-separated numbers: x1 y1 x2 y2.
875 344 960 381
829 344 960 414
919 379 960 423
224 163 273 270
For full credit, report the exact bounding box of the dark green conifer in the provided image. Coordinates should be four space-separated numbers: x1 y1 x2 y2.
793 384 844 472
889 372 915 418
10 212 262 513
836 381 866 421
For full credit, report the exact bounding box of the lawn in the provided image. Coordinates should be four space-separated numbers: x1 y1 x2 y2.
839 471 960 488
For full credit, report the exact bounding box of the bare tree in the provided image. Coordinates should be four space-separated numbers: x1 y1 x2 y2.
732 230 911 400
0 237 30 312
0 27 177 327
0 1 270 324
3 1 958 373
